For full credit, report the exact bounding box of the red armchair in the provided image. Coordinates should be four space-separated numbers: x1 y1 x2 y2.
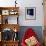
21 28 41 46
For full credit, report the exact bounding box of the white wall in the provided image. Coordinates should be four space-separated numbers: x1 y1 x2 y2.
18 0 44 26
0 0 44 26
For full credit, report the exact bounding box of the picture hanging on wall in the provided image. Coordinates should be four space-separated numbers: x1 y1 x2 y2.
25 7 36 20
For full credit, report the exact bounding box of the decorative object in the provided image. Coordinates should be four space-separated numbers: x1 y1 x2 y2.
9 10 18 15
2 16 8 24
21 28 41 46
2 28 13 41
25 7 36 20
2 10 9 15
13 32 18 41
10 11 15 15
1 28 19 41
15 0 17 7
25 36 38 46
5 18 8 24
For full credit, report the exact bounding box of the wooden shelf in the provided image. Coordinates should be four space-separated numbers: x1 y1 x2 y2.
0 7 19 15
0 40 19 46
0 24 20 32
2 40 19 42
0 7 19 46
0 7 19 24
0 7 19 10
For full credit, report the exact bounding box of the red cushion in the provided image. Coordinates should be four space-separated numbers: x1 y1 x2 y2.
21 28 41 46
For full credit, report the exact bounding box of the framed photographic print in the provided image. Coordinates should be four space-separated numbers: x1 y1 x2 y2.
25 7 36 20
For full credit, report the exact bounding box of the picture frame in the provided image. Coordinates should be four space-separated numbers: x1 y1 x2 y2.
25 7 36 20
2 10 9 15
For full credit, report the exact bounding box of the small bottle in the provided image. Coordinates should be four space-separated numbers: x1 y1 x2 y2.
5 18 8 24
14 33 16 41
14 38 15 41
